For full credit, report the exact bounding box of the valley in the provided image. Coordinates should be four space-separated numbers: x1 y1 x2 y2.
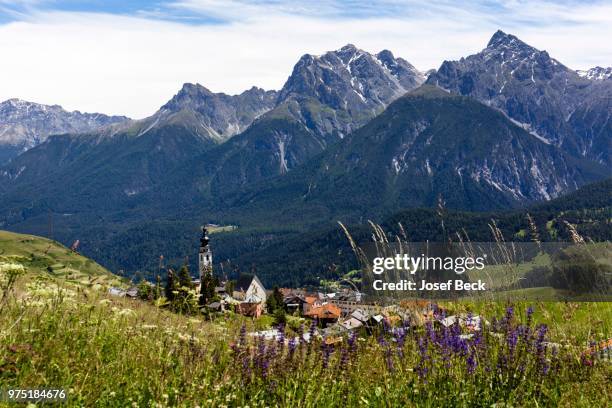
0 31 609 290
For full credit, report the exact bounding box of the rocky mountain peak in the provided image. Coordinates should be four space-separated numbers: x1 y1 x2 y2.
142 82 278 142
337 43 358 54
1 98 60 114
279 44 424 107
426 30 611 165
487 30 524 49
484 30 563 70
577 66 612 81
0 98 129 163
197 45 427 189
161 83 215 111
375 49 396 65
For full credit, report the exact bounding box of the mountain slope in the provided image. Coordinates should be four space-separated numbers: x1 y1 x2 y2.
427 30 612 165
218 85 608 227
0 98 129 164
4 85 604 280
167 45 426 195
226 178 612 287
0 83 280 212
276 44 424 139
0 45 424 213
133 83 278 143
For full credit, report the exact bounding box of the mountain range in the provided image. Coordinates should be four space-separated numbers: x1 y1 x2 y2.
0 30 609 283
215 85 606 224
0 98 128 164
427 30 611 165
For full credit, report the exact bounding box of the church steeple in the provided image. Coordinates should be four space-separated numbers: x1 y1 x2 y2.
199 225 213 278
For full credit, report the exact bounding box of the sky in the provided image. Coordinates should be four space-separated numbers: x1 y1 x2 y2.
0 1 610 119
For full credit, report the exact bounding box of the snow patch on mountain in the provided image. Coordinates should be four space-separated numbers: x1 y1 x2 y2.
576 66 612 81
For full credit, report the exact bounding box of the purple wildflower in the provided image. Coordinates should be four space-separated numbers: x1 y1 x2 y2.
394 327 406 358
321 342 332 369
526 305 534 322
385 345 394 372
467 351 477 374
348 330 358 355
277 324 286 353
239 323 247 347
339 346 349 370
535 324 549 374
507 328 518 355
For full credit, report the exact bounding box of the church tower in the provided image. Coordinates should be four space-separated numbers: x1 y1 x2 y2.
199 226 213 279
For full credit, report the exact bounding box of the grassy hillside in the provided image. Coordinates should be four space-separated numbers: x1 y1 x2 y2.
0 229 124 288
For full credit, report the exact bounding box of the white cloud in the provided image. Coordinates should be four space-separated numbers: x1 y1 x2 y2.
0 1 610 118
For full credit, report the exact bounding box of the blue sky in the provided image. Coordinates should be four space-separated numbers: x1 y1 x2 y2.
0 0 610 117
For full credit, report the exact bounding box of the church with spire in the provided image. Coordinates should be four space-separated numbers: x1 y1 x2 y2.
198 225 213 280
197 225 219 307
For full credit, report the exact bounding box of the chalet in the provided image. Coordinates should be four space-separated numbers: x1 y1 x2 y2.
303 296 321 314
369 314 384 325
341 317 364 330
365 314 385 332
283 294 306 313
350 309 369 323
304 303 342 326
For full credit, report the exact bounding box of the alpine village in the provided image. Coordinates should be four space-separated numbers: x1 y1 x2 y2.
110 226 397 343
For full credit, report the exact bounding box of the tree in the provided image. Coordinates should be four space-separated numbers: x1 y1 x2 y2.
551 246 610 293
137 279 153 301
169 265 199 314
165 268 176 301
225 279 235 295
132 271 144 286
273 307 287 326
266 286 284 313
199 269 218 307
177 265 194 290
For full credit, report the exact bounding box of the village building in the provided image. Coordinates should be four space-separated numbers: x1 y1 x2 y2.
341 317 364 330
237 302 264 318
350 308 369 323
303 295 321 314
234 275 267 317
283 294 307 313
244 275 267 304
304 303 342 326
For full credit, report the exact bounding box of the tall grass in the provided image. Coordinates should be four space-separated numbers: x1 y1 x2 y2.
0 268 610 407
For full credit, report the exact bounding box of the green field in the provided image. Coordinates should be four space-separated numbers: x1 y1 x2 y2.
0 230 125 288
207 225 237 234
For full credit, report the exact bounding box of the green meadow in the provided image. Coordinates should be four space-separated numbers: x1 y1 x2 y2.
1 230 610 407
